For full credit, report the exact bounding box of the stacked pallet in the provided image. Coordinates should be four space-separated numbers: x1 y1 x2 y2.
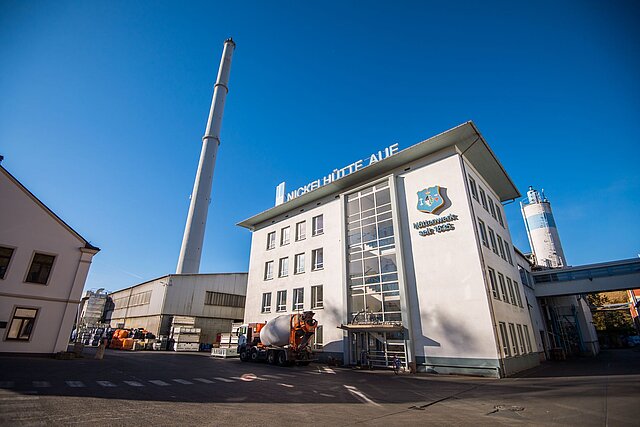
171 316 200 352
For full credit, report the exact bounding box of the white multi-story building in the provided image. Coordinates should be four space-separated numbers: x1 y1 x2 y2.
238 122 539 377
0 164 99 355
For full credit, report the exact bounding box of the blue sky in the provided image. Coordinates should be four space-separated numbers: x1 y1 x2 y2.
2 1 639 292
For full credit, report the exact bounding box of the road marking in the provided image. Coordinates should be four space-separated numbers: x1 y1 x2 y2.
32 381 51 388
261 374 282 380
344 385 381 407
96 381 117 387
172 379 193 385
193 378 214 384
278 383 294 388
65 381 85 388
320 393 335 397
214 377 235 383
0 396 39 401
322 367 337 374
124 381 144 387
0 381 15 388
149 380 170 386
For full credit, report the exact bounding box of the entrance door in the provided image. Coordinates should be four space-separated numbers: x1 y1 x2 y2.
350 331 407 368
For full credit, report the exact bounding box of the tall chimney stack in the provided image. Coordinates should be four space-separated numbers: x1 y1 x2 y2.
176 38 235 274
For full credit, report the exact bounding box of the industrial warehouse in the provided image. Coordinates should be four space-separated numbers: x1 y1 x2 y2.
237 121 600 378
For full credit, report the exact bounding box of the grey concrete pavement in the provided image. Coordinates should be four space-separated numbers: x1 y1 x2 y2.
1 347 639 426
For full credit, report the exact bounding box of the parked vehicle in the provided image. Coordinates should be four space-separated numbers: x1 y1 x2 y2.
237 311 317 366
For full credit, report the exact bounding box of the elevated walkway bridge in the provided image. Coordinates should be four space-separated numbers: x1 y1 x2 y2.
533 258 640 297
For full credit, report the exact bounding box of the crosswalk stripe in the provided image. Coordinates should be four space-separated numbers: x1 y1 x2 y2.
193 378 214 384
66 381 85 388
32 381 51 388
0 381 15 388
96 381 116 387
149 380 170 386
214 377 234 383
123 381 144 387
172 379 193 385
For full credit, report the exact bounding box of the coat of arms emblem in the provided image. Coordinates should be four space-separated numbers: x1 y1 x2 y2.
417 186 445 214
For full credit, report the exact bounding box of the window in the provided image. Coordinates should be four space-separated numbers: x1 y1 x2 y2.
280 227 290 246
295 221 306 241
497 235 506 260
517 324 526 355
505 241 513 265
279 257 289 277
506 277 516 306
313 325 323 350
276 290 287 312
499 322 510 357
496 206 504 227
498 273 508 301
266 232 276 250
468 176 478 200
488 197 497 219
477 219 489 247
26 253 55 284
479 187 488 210
129 291 152 306
264 261 274 280
0 246 14 279
488 227 498 255
7 307 38 340
312 248 324 270
488 267 499 300
523 325 532 353
292 288 304 311
312 215 323 236
508 323 519 356
513 280 524 307
294 253 305 274
261 293 272 313
205 291 245 308
311 285 323 309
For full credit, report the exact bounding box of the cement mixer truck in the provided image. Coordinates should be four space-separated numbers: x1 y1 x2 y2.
237 311 317 366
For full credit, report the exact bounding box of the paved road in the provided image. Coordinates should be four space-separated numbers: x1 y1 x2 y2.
1 347 639 426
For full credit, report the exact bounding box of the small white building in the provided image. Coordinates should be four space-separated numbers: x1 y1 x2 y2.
105 273 247 344
0 164 99 355
238 122 538 377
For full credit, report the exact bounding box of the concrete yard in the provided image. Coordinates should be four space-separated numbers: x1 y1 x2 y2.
1 347 639 426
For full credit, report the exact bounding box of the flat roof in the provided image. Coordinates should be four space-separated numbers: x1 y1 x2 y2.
238 121 520 230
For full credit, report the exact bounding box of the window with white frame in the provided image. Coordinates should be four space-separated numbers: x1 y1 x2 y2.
504 241 513 265
479 187 488 211
278 257 289 277
496 206 504 227
311 285 323 309
261 292 272 313
523 324 532 353
313 325 323 350
497 235 506 260
294 253 305 274
264 261 274 280
276 290 287 312
499 322 510 357
513 279 524 307
266 231 276 250
0 246 15 279
488 197 497 219
312 215 323 236
468 175 478 201
488 267 499 300
7 307 38 340
281 226 290 246
506 277 516 306
498 272 508 301
477 219 489 247
296 221 306 241
312 248 323 270
517 324 526 354
292 287 304 311
508 323 519 356
488 227 498 255
26 253 55 284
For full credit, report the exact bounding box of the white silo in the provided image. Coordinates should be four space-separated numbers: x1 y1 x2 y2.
521 186 567 268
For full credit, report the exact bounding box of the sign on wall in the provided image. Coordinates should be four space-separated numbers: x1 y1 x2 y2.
414 185 459 237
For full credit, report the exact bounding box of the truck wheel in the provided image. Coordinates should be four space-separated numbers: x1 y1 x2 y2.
239 349 248 362
267 350 276 365
277 351 287 367
250 348 259 362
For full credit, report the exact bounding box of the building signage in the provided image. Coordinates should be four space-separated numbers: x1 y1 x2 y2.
275 143 399 206
414 185 458 236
